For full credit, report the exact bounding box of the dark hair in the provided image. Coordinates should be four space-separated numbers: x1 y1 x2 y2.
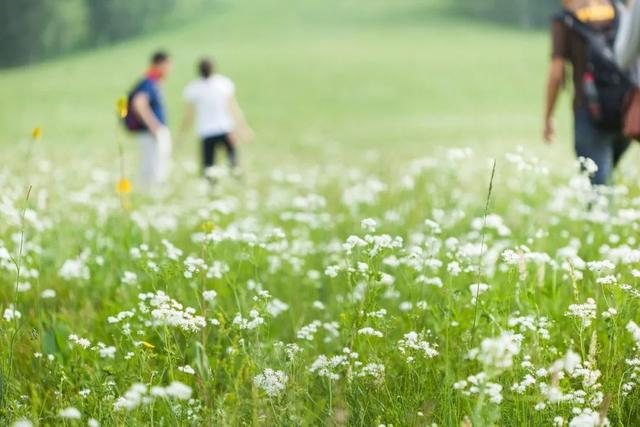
151 50 170 65
199 58 215 78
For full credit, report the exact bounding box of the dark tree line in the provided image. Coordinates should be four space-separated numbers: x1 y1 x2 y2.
0 0 564 68
0 0 208 67
457 0 559 29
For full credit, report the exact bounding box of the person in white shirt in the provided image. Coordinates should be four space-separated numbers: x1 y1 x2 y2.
179 58 253 179
616 0 640 70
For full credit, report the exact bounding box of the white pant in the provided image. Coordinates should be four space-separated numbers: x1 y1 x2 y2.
138 127 172 191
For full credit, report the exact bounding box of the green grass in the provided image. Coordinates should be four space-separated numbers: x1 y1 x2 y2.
3 0 640 426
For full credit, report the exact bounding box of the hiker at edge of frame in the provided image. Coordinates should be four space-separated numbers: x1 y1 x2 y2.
544 0 632 186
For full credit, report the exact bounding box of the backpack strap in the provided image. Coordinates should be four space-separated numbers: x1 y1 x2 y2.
560 8 618 64
560 10 596 40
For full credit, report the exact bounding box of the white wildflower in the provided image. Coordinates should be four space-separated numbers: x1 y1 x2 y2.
58 258 90 281
58 407 81 419
164 381 192 400
469 283 490 304
121 271 138 285
202 290 217 302
40 289 56 299
178 365 195 375
357 327 384 338
254 368 288 397
267 298 289 317
3 305 21 321
475 332 520 372
361 218 377 232
565 298 597 327
397 332 439 361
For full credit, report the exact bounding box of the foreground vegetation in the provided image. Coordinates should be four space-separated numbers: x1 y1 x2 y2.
2 0 640 425
1 142 640 425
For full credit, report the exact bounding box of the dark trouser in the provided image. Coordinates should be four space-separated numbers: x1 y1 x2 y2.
574 107 630 185
202 133 237 171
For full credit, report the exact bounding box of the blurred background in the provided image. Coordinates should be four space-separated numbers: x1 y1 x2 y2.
0 0 557 68
0 0 582 171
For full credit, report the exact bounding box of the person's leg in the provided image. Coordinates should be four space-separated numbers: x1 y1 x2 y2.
138 132 157 190
223 134 238 168
202 136 215 173
204 135 223 185
211 137 221 168
607 133 631 184
155 127 172 184
612 135 631 168
574 108 613 185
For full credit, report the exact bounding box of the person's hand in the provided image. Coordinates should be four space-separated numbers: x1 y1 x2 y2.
150 123 163 138
233 127 255 143
174 129 188 146
239 127 255 142
154 126 172 147
543 117 555 144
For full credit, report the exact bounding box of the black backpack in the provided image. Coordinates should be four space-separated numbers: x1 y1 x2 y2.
123 80 146 132
561 6 632 130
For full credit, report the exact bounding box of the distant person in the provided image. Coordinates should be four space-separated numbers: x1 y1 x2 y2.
179 58 253 181
616 0 640 69
125 51 173 191
544 0 630 185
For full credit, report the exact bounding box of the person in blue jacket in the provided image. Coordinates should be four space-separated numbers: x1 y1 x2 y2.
129 51 173 191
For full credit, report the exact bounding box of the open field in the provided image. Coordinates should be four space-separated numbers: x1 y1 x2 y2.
2 0 640 425
0 0 576 164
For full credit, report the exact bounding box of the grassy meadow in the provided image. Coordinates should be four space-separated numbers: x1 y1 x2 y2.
2 0 640 425
0 0 573 164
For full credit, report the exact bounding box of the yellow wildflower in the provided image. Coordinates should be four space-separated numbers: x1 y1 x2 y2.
116 178 132 194
141 341 155 349
116 97 128 119
201 221 215 233
32 127 42 140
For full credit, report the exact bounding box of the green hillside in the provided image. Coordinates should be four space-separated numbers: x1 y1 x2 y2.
0 0 574 168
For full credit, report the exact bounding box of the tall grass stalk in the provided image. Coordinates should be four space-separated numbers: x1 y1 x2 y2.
471 160 496 343
2 185 32 409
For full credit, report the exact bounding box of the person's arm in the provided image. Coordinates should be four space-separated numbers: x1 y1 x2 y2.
616 0 640 69
544 19 569 144
132 92 162 135
229 95 254 143
544 58 565 144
